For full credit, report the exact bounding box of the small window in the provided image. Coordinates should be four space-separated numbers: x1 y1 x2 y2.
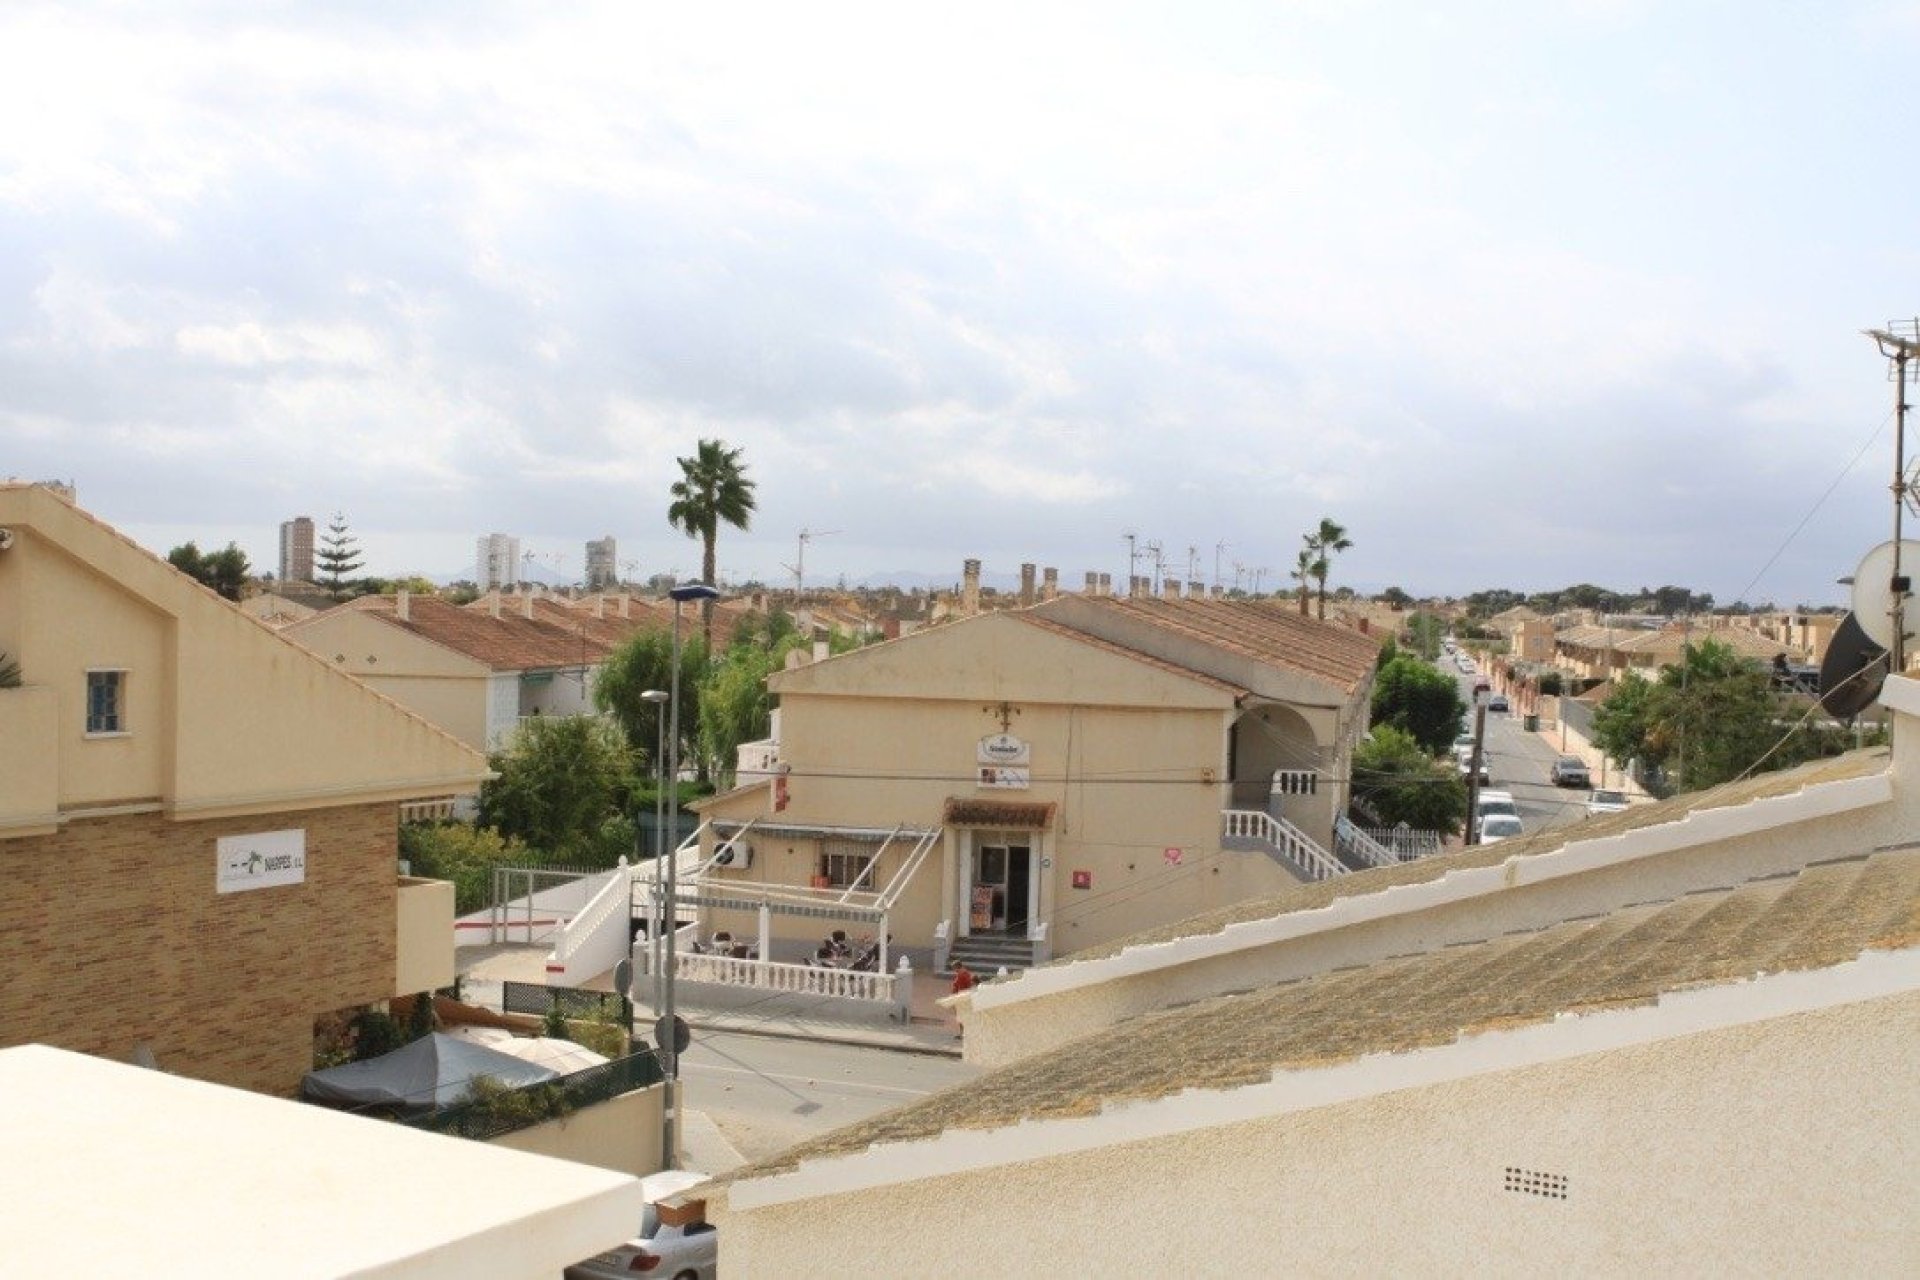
86 670 126 735
820 849 875 891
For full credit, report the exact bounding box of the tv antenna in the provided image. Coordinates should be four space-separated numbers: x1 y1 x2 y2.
1214 541 1228 597
1866 320 1920 674
620 558 640 588
1145 540 1166 593
782 528 840 595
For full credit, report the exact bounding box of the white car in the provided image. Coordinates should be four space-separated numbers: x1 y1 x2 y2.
1587 788 1630 816
566 1170 716 1280
1475 790 1518 823
1477 813 1524 844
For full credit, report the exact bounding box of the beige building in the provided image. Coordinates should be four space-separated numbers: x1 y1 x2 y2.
0 484 487 1094
689 597 1378 966
697 679 1920 1274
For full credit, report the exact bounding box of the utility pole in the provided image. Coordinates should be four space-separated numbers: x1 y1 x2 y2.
782 528 840 596
1464 689 1489 845
1867 323 1919 677
1123 532 1140 595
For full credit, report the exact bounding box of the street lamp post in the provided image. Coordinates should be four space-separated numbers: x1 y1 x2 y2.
660 581 719 1170
640 689 669 1015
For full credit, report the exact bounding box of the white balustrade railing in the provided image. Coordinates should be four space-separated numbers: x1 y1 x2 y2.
674 951 896 1002
1221 810 1347 881
1334 815 1401 869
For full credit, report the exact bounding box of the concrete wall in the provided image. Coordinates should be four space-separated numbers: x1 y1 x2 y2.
283 610 491 752
0 803 400 1095
492 1085 666 1179
0 485 488 825
719 991 1920 1276
396 876 456 996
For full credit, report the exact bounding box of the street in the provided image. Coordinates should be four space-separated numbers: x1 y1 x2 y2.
1444 658 1592 836
680 1030 981 1165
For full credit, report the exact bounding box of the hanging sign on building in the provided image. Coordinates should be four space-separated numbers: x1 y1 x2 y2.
216 829 307 894
977 732 1031 790
977 733 1030 766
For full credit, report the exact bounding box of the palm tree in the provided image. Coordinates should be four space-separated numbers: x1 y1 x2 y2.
1290 545 1321 617
1309 517 1352 620
667 438 757 644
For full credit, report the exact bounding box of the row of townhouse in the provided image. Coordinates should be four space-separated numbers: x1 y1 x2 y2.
681 594 1382 967
700 678 1920 1271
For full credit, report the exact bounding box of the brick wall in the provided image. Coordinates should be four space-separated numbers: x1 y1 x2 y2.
0 802 397 1095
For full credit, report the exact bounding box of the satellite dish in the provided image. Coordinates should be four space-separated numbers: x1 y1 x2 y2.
1817 611 1889 719
1847 540 1920 650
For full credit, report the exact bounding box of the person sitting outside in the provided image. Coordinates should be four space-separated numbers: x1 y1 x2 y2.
950 961 976 994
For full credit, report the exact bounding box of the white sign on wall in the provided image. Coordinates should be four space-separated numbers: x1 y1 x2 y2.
216 829 307 894
977 733 1030 766
977 733 1031 789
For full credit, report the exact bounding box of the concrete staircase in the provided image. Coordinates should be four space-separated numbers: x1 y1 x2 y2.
948 932 1037 977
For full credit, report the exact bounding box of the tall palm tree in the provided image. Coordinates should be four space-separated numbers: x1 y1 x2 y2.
1290 544 1321 617
667 438 757 644
1309 517 1352 620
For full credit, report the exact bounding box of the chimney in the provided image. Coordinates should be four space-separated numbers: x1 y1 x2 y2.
1162 579 1182 600
1100 573 1112 597
591 595 604 619
1129 575 1147 599
963 559 981 615
395 589 410 623
813 639 830 662
523 592 535 620
1084 571 1100 595
1041 567 1058 600
488 592 501 620
1189 580 1205 600
1019 563 1037 607
617 594 630 619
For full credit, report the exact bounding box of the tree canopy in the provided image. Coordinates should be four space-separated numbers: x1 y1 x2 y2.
1590 638 1855 794
1369 654 1467 755
166 540 251 600
315 513 365 594
478 714 633 854
667 438 756 643
1352 726 1466 835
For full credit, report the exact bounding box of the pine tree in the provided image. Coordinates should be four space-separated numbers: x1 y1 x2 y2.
316 513 364 594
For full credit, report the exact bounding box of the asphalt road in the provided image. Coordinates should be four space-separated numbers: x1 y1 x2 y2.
1443 656 1592 836
680 1030 981 1165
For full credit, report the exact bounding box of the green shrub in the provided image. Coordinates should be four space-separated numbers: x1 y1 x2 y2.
400 821 529 915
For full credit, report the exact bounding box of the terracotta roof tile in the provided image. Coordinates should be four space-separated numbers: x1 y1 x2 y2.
721 849 1920 1182
1040 597 1380 695
942 798 1057 829
345 596 613 672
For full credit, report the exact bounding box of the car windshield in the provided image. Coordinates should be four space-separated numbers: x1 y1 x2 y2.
1592 790 1626 806
640 1205 660 1238
1482 816 1523 836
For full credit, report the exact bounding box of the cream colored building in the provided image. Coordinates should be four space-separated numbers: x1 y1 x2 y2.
696 679 1920 1274
0 485 488 1093
689 597 1378 966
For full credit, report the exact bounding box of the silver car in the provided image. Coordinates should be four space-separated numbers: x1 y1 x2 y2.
566 1170 717 1280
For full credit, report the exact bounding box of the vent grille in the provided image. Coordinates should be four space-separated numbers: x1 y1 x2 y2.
1273 770 1318 796
1504 1166 1568 1200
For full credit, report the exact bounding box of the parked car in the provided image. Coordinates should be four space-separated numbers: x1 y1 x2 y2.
1550 757 1592 788
1458 755 1490 785
1487 694 1510 713
1477 813 1524 844
1588 788 1630 816
1475 789 1518 821
566 1170 717 1280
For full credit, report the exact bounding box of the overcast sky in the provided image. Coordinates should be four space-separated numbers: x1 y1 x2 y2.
4 2 1917 606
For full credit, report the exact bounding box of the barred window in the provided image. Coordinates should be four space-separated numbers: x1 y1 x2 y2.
820 847 876 891
86 670 126 735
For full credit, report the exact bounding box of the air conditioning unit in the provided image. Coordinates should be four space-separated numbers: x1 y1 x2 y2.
713 839 752 870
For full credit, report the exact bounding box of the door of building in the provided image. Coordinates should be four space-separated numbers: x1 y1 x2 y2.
972 842 1032 934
